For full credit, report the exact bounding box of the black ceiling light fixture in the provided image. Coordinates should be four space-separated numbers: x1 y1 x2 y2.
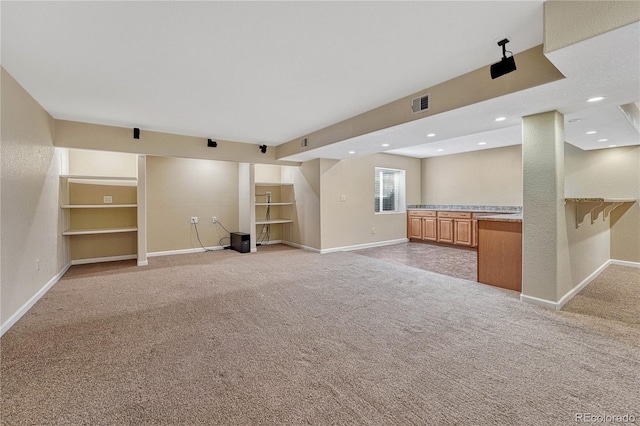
133 127 140 139
259 144 267 154
490 38 516 79
207 138 217 147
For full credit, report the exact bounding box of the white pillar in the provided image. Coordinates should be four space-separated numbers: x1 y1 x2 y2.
238 163 256 252
521 111 570 306
137 155 148 266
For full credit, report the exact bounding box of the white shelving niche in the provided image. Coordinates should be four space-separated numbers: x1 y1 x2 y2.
60 175 139 264
254 182 294 245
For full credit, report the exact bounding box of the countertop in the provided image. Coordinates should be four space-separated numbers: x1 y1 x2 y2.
476 214 523 222
407 205 522 214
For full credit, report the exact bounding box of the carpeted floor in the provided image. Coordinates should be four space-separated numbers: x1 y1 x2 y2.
1 247 638 425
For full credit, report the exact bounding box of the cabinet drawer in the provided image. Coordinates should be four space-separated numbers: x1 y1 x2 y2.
408 210 436 217
437 211 472 219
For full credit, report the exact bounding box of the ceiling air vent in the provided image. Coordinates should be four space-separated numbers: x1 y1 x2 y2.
411 94 430 114
301 137 309 149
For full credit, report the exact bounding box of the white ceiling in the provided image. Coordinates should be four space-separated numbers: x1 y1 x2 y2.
2 1 639 161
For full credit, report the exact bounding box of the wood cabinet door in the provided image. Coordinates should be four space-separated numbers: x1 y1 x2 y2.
422 217 437 241
437 218 454 243
454 219 473 246
408 216 423 239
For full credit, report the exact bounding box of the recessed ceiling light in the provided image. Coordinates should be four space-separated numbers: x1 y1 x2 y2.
348 151 355 154
608 144 617 148
494 117 506 122
598 138 608 142
436 149 444 152
381 143 389 147
586 131 597 134
427 133 436 137
478 142 487 146
587 96 605 102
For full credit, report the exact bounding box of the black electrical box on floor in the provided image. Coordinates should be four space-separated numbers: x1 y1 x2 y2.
230 232 250 253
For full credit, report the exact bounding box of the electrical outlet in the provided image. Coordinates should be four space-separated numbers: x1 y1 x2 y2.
340 195 346 202
371 227 375 234
212 217 217 223
36 259 40 271
190 217 198 224
103 195 112 204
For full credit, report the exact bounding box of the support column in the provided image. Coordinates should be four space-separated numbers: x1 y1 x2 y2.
521 111 570 307
238 163 256 252
137 155 148 266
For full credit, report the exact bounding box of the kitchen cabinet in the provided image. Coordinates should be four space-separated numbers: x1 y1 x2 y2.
407 210 436 240
437 218 454 243
422 217 437 241
408 210 480 248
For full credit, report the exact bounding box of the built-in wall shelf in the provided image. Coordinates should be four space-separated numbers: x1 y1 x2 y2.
63 226 138 236
256 182 293 186
256 219 294 225
61 204 137 209
255 202 293 206
565 198 637 228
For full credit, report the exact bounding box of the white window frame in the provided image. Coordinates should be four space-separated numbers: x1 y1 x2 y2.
374 167 406 214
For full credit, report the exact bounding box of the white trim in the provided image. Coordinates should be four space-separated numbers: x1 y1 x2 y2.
281 241 321 253
555 259 611 309
256 240 282 246
71 255 137 265
320 238 409 254
147 246 224 258
519 294 559 310
521 259 611 310
1 263 72 337
137 260 149 266
610 259 640 268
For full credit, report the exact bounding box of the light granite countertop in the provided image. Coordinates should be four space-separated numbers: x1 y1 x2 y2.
476 214 523 222
407 205 522 214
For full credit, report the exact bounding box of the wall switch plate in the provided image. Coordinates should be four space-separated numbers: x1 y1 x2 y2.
103 195 112 204
190 217 198 224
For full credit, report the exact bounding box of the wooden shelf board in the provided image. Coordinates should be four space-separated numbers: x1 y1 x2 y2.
63 227 138 236
61 204 137 209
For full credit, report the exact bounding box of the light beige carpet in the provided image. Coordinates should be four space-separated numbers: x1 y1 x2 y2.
1 248 638 425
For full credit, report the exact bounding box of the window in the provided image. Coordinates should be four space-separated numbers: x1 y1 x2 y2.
374 167 406 213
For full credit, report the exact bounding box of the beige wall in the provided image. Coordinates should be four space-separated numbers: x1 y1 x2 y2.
421 145 523 206
544 1 640 53
565 144 640 263
289 160 321 250
1 68 67 328
320 153 421 250
69 149 137 177
146 156 239 253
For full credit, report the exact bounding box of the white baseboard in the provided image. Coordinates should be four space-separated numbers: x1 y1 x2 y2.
281 241 321 253
519 294 559 310
610 259 640 268
521 258 620 310
1 263 71 337
147 246 224 258
71 255 137 265
256 240 282 246
320 238 409 254
137 260 149 266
